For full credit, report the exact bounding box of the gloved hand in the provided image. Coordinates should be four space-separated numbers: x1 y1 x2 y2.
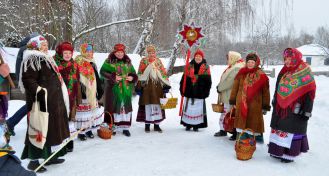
135 90 142 96
262 109 267 115
163 85 171 94
163 89 170 94
301 115 309 121
37 89 46 112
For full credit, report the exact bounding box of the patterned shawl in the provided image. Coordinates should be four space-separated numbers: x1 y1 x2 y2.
186 59 211 85
276 48 316 118
54 54 80 111
101 54 136 108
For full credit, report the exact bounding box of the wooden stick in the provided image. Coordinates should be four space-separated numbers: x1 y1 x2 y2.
34 110 106 172
0 54 15 88
179 49 191 116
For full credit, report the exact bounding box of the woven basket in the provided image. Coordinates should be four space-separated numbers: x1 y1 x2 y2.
212 94 224 113
97 112 113 140
160 92 178 109
235 128 256 161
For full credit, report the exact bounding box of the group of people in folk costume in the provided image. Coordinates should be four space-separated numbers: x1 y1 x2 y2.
213 48 316 163
0 33 317 174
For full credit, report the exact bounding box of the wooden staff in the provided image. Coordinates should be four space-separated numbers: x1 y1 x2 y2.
34 110 109 173
179 49 191 116
0 54 15 88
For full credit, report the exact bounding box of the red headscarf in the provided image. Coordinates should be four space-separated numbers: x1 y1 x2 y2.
112 43 126 53
194 49 204 59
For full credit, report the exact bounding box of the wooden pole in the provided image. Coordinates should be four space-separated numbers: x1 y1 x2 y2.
179 49 191 116
34 110 108 172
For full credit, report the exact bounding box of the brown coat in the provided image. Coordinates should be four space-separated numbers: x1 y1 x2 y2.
229 72 271 133
22 51 70 146
137 81 164 105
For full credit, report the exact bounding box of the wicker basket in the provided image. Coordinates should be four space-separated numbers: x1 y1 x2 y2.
212 94 224 113
160 92 178 109
97 112 113 140
235 128 256 161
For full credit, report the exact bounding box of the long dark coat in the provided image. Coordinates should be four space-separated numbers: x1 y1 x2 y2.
21 50 69 147
270 73 314 134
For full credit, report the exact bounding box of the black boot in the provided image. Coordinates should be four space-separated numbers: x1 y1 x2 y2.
193 127 199 132
270 155 281 160
154 124 163 133
214 130 227 137
281 158 293 163
185 126 191 131
66 140 74 152
78 133 87 141
45 158 65 166
86 130 94 139
255 134 264 144
229 131 237 141
123 130 131 137
145 124 150 133
27 160 47 173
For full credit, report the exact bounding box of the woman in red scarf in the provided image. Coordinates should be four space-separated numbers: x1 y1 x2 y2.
229 52 271 141
268 48 316 163
180 49 212 132
54 42 81 152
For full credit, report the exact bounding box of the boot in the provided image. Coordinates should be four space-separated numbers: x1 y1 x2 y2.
229 131 237 141
66 140 74 152
281 158 293 163
193 127 199 132
86 130 95 139
154 124 163 133
255 134 264 143
78 133 87 141
45 158 65 166
123 130 131 137
270 155 281 160
27 160 47 173
214 130 227 137
145 124 150 133
185 126 191 131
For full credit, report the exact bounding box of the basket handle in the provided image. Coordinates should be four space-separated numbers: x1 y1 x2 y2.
164 91 174 98
236 128 256 143
217 92 224 105
104 111 113 127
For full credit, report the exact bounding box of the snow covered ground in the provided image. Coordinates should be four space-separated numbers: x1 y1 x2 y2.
3 47 329 176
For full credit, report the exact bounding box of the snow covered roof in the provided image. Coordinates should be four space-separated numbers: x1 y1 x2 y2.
297 44 329 56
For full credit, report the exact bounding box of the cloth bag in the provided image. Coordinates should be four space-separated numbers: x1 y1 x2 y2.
28 87 49 149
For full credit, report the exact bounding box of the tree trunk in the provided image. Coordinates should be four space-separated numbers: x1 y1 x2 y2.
133 0 161 56
167 0 188 76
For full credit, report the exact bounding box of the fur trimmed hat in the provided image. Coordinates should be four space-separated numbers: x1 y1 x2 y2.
56 42 74 56
246 52 260 67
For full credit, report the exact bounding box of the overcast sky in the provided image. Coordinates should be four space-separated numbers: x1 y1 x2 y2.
256 0 329 35
291 0 329 34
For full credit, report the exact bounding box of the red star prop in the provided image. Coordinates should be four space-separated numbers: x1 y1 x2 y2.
179 24 204 47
